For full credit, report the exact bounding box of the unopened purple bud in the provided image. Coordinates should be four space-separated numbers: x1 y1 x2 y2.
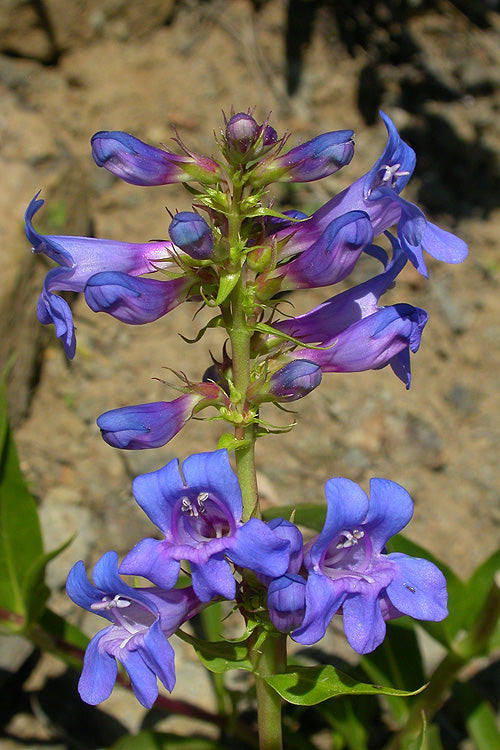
267 574 306 633
91 131 220 186
225 113 260 155
269 360 322 402
97 395 203 450
169 212 213 259
252 130 354 185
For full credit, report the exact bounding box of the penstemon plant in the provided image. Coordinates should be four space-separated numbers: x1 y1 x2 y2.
24 109 470 749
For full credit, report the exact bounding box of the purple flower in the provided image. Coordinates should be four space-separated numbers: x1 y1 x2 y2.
97 395 205 450
266 360 322 402
279 210 373 288
169 212 213 260
292 478 447 654
119 450 291 602
271 112 467 275
66 551 202 707
274 239 427 388
25 194 173 358
224 112 278 162
84 272 190 324
91 131 221 186
253 130 354 184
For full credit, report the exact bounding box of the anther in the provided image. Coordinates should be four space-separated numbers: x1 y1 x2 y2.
197 491 208 513
91 594 130 611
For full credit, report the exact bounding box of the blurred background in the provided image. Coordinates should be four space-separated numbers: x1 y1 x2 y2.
1 0 500 747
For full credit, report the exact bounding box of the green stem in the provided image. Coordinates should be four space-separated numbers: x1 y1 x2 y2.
251 631 286 750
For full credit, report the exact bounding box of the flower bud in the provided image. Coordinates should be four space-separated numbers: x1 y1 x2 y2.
91 131 221 186
267 574 306 633
251 130 354 185
169 212 213 259
268 360 322 402
225 113 260 155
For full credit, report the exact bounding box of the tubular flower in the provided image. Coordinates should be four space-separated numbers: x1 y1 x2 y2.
252 130 354 185
118 450 291 603
66 551 202 707
84 272 191 324
91 131 221 186
274 239 427 388
168 211 213 260
292 478 447 654
279 210 373 288
25 194 174 358
97 394 206 450
271 112 467 276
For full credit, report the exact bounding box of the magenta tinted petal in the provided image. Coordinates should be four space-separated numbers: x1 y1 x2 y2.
385 553 448 621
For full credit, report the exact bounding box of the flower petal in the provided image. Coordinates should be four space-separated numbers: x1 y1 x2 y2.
84 272 189 324
78 629 117 705
385 553 448 621
190 554 236 602
364 479 414 553
131 458 185 536
292 573 346 645
142 620 176 692
342 587 387 654
120 648 159 708
181 450 242 523
119 538 180 590
229 518 291 578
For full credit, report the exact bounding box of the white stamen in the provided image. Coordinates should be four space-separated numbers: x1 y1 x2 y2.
197 491 208 513
91 594 131 611
336 529 364 550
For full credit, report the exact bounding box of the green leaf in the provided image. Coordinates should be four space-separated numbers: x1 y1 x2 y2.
401 713 427 750
27 608 88 670
453 682 500 750
23 535 74 624
459 548 500 635
264 665 425 706
317 696 371 750
214 272 240 305
360 620 425 724
176 628 254 673
110 731 225 749
262 503 326 532
216 433 251 452
0 413 44 621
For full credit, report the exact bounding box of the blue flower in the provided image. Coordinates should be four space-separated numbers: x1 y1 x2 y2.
270 112 467 276
292 478 447 654
274 237 426 388
25 194 174 357
66 551 202 707
119 450 291 602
